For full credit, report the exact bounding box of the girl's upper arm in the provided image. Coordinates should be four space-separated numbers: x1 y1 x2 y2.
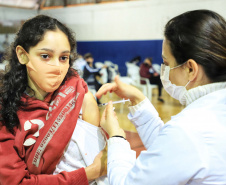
82 91 100 127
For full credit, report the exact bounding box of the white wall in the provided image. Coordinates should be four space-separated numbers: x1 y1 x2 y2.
0 6 36 22
0 0 225 42
0 7 37 47
40 0 226 41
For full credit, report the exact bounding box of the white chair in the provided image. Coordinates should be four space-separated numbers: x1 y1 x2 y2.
0 63 6 71
95 62 108 84
152 64 161 74
104 60 119 82
125 62 153 100
104 60 114 67
119 76 134 85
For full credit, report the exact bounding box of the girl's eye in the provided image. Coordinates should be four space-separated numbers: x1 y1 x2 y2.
41 54 49 59
60 56 69 61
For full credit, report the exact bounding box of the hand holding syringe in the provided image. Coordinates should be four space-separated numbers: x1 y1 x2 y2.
98 98 130 107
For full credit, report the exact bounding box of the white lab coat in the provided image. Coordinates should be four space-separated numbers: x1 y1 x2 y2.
107 82 226 185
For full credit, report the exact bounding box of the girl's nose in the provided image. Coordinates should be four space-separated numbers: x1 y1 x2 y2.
47 58 60 66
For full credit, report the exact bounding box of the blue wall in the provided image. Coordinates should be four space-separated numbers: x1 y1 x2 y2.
77 40 163 76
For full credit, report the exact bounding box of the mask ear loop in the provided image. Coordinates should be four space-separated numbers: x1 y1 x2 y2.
170 61 190 89
184 81 190 88
170 61 187 70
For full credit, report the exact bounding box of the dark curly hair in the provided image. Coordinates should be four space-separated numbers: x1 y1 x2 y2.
0 15 77 133
164 9 226 83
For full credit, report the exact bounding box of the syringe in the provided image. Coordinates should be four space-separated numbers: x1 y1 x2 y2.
99 98 130 107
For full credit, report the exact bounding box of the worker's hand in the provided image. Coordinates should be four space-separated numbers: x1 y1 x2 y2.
96 75 146 106
100 101 125 138
85 147 108 181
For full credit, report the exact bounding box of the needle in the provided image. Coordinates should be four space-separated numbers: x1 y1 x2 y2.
99 98 130 107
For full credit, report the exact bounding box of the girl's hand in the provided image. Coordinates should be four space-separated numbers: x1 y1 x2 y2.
85 147 108 181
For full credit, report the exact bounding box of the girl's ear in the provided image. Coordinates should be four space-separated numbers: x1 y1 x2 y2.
16 45 29 65
186 59 199 82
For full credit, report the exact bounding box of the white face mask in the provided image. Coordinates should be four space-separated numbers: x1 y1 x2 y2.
160 63 190 105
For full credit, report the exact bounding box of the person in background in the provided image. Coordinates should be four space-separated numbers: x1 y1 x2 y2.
0 34 10 59
83 53 107 93
71 53 87 77
96 9 226 184
0 15 107 185
129 56 141 66
2 34 10 52
139 57 164 102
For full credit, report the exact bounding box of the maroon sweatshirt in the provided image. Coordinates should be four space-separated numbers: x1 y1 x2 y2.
0 75 89 185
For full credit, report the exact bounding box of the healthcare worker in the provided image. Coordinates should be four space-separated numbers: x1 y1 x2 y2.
96 9 226 185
